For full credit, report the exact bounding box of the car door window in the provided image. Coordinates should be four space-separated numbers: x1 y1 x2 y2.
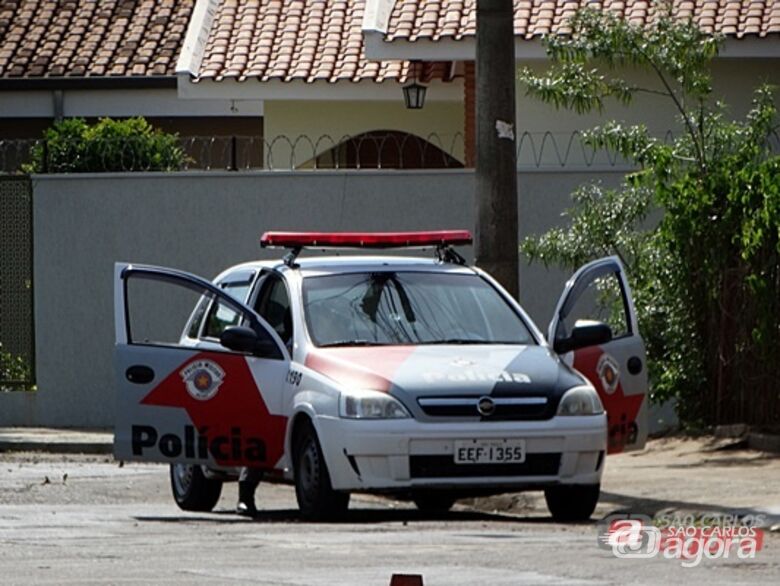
254 275 293 347
185 296 210 339
560 272 630 340
550 257 636 344
201 278 254 340
121 266 280 355
126 274 207 346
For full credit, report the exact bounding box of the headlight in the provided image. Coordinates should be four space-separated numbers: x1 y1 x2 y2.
557 385 604 416
339 389 411 419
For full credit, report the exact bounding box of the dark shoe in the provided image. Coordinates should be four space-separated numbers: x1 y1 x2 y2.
236 500 257 516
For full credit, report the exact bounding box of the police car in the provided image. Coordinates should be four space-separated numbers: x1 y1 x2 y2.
113 230 647 521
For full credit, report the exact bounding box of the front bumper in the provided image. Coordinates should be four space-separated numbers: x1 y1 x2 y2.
315 414 607 491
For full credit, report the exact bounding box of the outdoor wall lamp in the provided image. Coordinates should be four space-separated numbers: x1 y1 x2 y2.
402 62 427 109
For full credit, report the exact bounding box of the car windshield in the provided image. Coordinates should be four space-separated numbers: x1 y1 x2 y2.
302 271 535 347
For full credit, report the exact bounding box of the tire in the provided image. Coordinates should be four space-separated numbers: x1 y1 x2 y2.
412 491 457 514
544 483 600 522
169 463 223 512
293 421 350 520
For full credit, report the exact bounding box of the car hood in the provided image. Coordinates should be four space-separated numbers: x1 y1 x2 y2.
304 344 584 419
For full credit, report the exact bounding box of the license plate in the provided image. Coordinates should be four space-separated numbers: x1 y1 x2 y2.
453 439 526 464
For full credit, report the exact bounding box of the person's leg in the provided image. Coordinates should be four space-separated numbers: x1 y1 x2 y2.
237 467 263 516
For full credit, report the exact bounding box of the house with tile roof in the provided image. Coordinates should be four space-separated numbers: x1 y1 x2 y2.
174 0 780 169
0 0 261 145
2 0 779 169
173 0 466 168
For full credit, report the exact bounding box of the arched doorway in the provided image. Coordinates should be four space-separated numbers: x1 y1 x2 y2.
300 130 463 169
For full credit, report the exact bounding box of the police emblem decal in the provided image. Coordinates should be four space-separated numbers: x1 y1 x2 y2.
180 360 225 401
597 353 620 395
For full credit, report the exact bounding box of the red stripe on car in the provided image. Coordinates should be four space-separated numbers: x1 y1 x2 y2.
304 346 417 392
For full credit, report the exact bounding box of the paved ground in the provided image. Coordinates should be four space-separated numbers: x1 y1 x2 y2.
0 437 778 585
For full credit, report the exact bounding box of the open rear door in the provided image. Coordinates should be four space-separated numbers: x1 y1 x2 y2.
549 257 648 453
113 263 290 469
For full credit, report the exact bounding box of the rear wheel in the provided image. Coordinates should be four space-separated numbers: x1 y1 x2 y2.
412 491 457 514
170 464 223 512
293 421 350 520
544 483 600 522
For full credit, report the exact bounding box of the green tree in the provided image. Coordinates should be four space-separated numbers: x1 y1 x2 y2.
25 117 187 173
518 3 780 426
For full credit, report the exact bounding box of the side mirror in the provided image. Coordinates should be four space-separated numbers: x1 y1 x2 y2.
220 325 281 358
553 320 613 354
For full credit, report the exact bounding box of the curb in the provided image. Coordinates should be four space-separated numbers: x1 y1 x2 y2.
712 425 780 453
748 433 780 454
0 440 113 455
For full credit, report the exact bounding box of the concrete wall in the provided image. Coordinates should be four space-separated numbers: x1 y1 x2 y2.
0 169 625 427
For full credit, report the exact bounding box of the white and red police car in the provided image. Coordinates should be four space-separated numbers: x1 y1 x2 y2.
113 230 647 521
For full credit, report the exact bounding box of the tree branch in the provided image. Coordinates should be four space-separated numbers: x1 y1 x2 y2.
631 86 672 98
629 41 707 173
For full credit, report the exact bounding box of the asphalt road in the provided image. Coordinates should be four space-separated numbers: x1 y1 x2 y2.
0 450 778 585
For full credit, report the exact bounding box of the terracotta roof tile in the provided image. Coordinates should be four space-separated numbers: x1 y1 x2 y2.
384 0 780 42
194 0 451 84
0 0 194 79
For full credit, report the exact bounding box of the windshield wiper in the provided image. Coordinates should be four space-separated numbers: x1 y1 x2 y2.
424 339 521 345
424 338 492 345
318 339 386 348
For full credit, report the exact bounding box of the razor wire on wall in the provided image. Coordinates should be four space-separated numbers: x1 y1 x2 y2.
0 176 35 390
3 130 777 172
0 130 691 173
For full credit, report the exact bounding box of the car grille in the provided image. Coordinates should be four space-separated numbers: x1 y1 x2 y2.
409 453 562 479
417 396 551 420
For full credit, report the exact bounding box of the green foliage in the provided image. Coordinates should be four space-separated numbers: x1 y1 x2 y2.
520 2 780 425
24 117 187 173
0 347 32 388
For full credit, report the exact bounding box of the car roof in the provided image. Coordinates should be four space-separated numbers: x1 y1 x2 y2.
225 255 477 277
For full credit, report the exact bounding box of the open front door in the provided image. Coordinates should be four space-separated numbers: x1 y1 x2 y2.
549 257 648 453
113 263 290 469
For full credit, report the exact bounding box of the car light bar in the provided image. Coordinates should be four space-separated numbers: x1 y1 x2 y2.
260 230 473 249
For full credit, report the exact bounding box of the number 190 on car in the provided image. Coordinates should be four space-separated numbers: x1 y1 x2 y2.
454 439 526 464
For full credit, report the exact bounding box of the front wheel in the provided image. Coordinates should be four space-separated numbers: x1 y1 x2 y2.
170 464 223 512
293 421 350 520
544 483 600 522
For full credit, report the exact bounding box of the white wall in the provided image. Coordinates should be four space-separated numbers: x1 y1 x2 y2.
515 58 780 134
0 88 263 118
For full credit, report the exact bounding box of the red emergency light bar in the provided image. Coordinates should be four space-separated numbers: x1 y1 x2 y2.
260 230 473 249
